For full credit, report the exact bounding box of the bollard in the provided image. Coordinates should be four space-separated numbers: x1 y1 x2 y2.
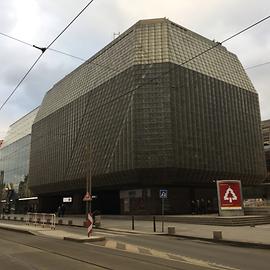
213 231 222 240
68 220 73 226
168 227 175 235
153 216 156 232
132 216 135 230
14 216 17 220
58 219 63 225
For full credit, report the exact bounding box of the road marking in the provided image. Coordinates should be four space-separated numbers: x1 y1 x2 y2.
116 242 126 250
87 240 240 270
137 247 152 255
105 240 117 249
150 249 170 260
125 243 139 253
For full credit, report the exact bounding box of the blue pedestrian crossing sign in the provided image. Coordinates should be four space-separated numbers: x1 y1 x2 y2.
160 189 168 199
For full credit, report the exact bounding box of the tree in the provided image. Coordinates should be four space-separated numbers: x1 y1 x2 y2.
224 186 237 203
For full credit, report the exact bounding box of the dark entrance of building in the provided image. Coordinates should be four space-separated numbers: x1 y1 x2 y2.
37 189 121 215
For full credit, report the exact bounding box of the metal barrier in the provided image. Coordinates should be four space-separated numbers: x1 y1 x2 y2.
26 212 56 229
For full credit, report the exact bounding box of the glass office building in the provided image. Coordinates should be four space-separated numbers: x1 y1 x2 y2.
0 108 39 191
29 19 266 214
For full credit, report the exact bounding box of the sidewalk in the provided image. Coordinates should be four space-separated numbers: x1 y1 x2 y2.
0 218 105 243
1 214 270 248
96 217 270 248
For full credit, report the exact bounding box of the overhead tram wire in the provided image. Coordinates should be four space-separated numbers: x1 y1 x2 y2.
0 32 130 73
0 14 268 112
0 54 44 111
0 30 125 80
0 31 85 61
245 61 270 70
3 27 270 74
0 32 33 47
0 0 95 111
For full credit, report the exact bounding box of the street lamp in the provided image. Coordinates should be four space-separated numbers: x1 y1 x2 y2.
0 171 4 215
85 141 92 218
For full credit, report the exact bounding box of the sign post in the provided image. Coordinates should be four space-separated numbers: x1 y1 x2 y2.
159 189 168 232
216 180 244 216
85 212 93 237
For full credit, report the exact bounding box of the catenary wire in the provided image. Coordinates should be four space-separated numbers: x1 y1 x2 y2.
45 0 95 50
0 30 144 74
0 30 124 83
245 60 270 70
0 54 43 110
0 0 95 111
2 25 270 73
0 31 86 61
0 32 33 47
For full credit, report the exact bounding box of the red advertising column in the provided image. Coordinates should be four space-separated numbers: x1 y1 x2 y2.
216 180 244 216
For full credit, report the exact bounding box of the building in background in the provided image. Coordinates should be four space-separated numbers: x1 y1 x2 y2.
242 119 270 202
29 19 266 215
262 120 270 182
0 107 39 213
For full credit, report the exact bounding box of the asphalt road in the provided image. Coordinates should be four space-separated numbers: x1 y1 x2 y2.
0 223 270 270
58 225 270 270
0 229 219 270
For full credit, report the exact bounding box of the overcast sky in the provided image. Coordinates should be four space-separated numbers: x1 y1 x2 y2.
0 0 269 138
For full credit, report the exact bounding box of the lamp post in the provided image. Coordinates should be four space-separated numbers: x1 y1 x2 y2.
0 171 4 216
85 141 92 219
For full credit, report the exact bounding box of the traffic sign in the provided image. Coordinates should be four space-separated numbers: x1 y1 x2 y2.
160 189 168 199
83 192 92 201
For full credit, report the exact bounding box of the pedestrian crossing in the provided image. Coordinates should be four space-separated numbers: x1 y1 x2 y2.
86 239 240 270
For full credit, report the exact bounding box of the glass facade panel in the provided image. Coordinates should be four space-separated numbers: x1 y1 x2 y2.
0 108 38 191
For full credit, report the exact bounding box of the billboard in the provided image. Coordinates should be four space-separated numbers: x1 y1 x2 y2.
217 180 243 210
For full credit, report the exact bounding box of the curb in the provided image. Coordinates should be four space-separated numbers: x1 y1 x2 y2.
0 225 36 235
97 226 165 236
166 233 270 249
63 236 106 243
1 220 270 249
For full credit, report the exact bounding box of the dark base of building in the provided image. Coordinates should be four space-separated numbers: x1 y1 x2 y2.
35 185 220 215
32 182 270 215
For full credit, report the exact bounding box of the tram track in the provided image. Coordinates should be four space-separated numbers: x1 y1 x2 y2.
0 229 195 270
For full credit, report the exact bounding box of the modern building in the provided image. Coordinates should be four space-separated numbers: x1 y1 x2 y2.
262 120 270 182
29 18 266 214
0 108 39 193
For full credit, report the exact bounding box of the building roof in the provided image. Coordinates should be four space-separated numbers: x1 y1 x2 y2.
1 107 39 148
35 18 255 123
